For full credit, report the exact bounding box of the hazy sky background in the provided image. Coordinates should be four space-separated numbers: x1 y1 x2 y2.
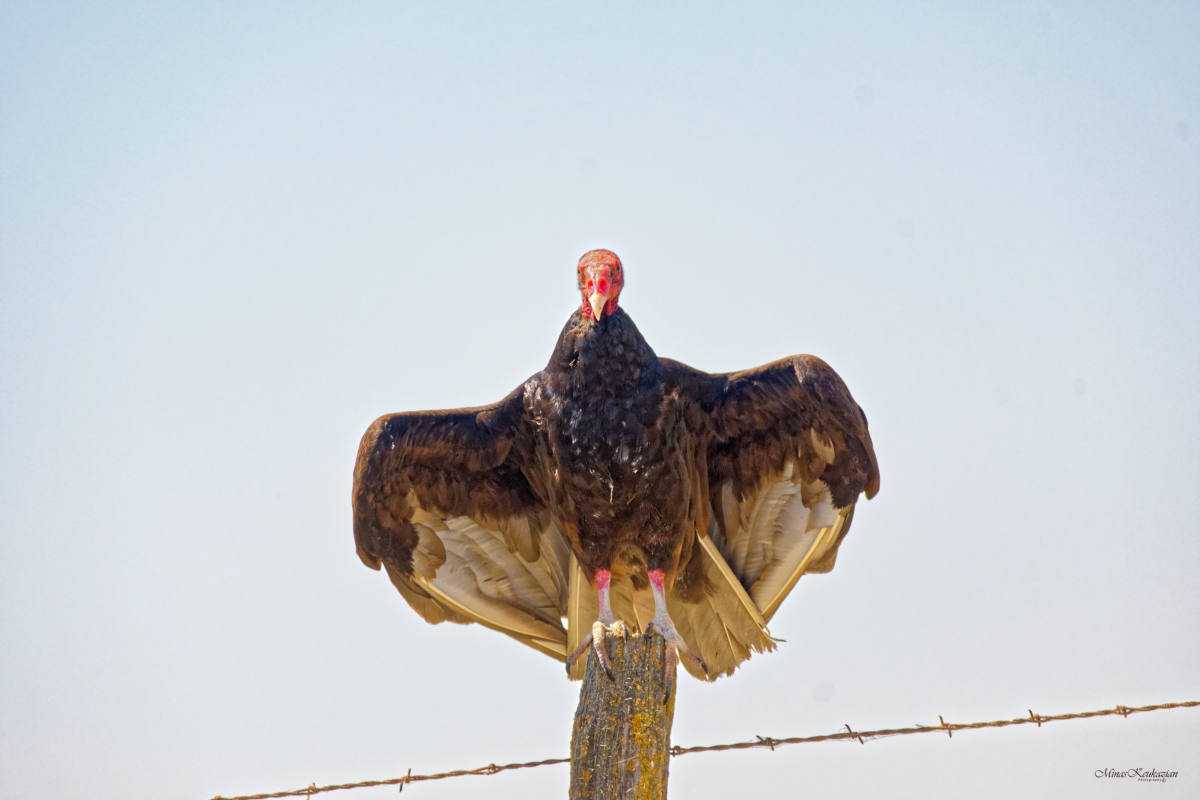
2 2 1198 798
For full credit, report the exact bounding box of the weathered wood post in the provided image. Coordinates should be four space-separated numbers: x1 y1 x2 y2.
569 633 675 799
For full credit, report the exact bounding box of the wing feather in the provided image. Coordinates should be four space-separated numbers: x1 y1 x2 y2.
662 354 879 668
353 380 573 660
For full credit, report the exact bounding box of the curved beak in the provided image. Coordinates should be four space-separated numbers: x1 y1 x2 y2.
588 290 608 321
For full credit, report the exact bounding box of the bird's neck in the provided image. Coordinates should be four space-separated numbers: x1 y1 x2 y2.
550 308 659 391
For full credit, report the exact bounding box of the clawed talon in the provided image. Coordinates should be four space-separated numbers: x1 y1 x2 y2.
565 619 628 680
591 619 626 679
645 620 708 703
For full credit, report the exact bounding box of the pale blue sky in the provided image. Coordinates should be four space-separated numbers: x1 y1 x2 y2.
2 3 1198 799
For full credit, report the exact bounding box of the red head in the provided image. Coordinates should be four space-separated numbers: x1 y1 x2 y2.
577 249 624 321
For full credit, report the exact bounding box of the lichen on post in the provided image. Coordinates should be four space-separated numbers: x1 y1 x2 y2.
569 633 675 800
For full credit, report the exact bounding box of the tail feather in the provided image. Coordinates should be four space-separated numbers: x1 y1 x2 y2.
672 534 777 680
671 594 734 680
565 557 594 680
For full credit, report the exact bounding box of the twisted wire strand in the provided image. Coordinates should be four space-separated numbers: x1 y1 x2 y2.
209 699 1198 800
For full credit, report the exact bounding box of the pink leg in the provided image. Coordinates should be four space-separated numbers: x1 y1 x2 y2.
565 568 627 679
645 568 708 702
596 568 616 625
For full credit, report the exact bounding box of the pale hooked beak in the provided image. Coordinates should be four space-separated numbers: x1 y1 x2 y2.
588 290 607 321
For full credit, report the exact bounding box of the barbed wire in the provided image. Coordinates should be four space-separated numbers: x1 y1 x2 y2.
209 699 1198 800
667 699 1198 755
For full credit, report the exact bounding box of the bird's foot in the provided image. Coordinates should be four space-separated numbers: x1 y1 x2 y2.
645 617 708 703
592 619 628 678
565 619 628 680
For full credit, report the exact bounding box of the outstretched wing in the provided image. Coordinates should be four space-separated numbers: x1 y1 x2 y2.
664 355 879 627
352 382 572 660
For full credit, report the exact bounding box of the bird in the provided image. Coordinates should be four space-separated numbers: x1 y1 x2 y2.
353 249 879 698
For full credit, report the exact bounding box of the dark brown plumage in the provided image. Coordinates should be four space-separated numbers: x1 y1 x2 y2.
353 249 879 687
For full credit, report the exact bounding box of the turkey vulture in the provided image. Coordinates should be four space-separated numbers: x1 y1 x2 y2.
353 250 879 695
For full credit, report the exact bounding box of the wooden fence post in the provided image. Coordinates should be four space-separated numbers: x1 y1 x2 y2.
569 633 675 799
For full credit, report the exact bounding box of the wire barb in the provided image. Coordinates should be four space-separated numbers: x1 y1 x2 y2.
209 699 1199 800
938 714 953 738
